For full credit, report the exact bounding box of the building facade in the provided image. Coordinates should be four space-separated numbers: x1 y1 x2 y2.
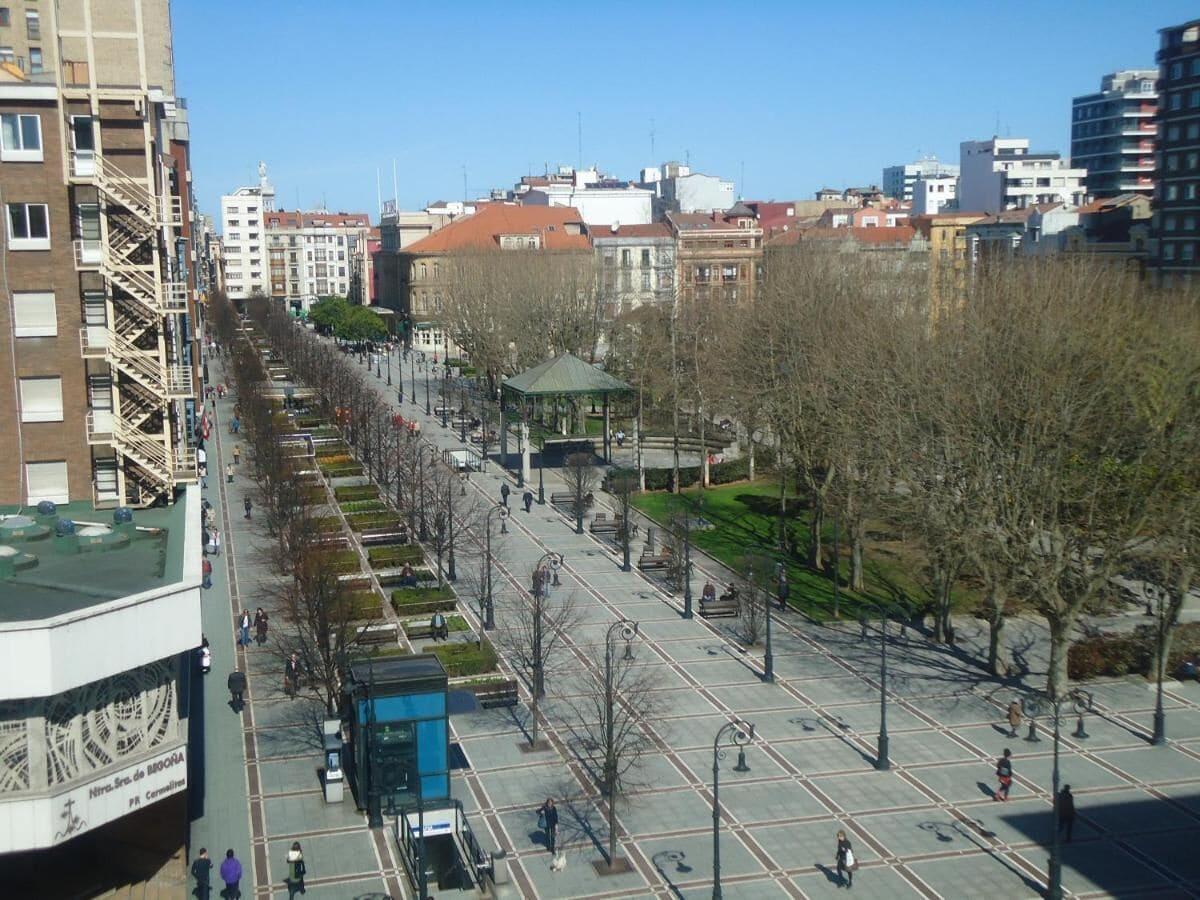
1071 70 1158 200
219 166 274 300
261 209 371 309
592 224 675 316
883 156 959 202
959 137 1088 213
912 174 958 215
668 204 763 305
0 0 199 511
1153 19 1200 282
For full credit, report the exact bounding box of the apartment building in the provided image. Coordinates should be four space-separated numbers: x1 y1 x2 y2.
219 165 273 299
912 174 958 215
883 156 959 202
0 3 202 892
668 203 763 305
592 223 676 316
959 138 1088 213
1071 70 1158 200
1153 19 1200 282
0 0 198 511
261 208 371 309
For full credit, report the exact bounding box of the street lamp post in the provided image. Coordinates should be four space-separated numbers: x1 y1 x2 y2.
386 347 392 385
441 372 449 430
445 476 457 582
425 366 431 416
681 506 694 619
459 379 468 444
531 551 564 698
410 354 417 408
602 619 639 867
1148 581 1168 746
763 562 777 683
484 504 509 630
712 719 755 899
536 433 546 505
1026 693 1066 900
417 445 429 542
861 601 895 770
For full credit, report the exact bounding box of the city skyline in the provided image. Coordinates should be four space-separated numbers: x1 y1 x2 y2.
176 0 1197 221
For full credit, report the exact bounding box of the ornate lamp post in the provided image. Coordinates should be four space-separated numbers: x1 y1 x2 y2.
536 432 546 505
445 476 457 582
386 347 392 385
602 619 639 866
425 365 432 416
860 600 898 771
1147 580 1168 746
484 503 509 630
459 378 468 444
712 719 755 899
410 353 417 408
531 551 564 698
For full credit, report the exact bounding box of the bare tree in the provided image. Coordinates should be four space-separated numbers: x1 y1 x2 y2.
494 564 583 749
609 468 638 572
561 451 598 535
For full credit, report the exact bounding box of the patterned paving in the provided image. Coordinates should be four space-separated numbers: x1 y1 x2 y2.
189 347 1200 900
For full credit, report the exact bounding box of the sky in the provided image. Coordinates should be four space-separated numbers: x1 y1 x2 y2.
174 0 1198 224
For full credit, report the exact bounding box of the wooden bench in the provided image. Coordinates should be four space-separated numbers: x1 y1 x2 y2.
590 513 624 534
406 621 449 642
476 684 519 709
551 492 594 508
356 623 399 646
638 553 672 572
360 525 409 546
699 597 740 618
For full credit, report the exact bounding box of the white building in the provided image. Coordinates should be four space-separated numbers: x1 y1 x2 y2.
219 162 275 299
592 224 676 316
959 138 1088 213
883 156 959 202
639 162 736 215
516 166 653 226
912 174 959 215
262 210 372 307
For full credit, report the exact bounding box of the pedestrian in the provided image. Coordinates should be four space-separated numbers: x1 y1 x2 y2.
835 829 855 888
198 446 208 489
254 607 269 645
219 848 242 899
238 609 251 646
1057 785 1075 842
777 573 790 610
201 557 213 590
994 748 1013 801
244 497 252 519
431 610 448 642
211 529 221 557
226 462 235 484
538 797 559 854
190 847 213 900
523 490 534 513
500 483 510 508
199 637 212 675
615 428 625 448
1007 701 1022 738
233 444 241 466
284 841 307 898
227 670 246 710
231 415 240 434
285 652 301 698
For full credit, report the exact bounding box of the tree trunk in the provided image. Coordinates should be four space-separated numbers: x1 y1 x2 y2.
530 681 540 748
747 440 756 482
606 759 617 864
807 492 824 572
699 405 709 489
1045 612 1073 700
850 519 865 594
985 584 1009 676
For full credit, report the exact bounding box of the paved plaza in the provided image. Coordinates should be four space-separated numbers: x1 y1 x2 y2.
188 347 1200 899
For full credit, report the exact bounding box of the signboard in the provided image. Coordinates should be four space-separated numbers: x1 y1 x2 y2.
49 744 187 846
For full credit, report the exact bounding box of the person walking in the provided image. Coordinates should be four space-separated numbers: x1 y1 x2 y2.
211 529 221 557
285 652 301 699
201 557 213 590
244 497 253 519
191 847 213 900
254 607 269 646
835 829 855 888
1007 701 1022 738
238 610 251 647
994 748 1014 801
1057 785 1076 842
523 489 534 513
219 849 243 899
199 637 212 675
233 444 241 466
198 446 208 489
227 670 247 711
500 482 510 508
284 841 307 898
226 462 235 484
538 797 559 854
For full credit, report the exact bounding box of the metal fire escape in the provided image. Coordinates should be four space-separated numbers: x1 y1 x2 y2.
70 109 196 506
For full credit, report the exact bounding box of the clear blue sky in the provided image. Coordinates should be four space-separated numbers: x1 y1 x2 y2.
174 0 1197 222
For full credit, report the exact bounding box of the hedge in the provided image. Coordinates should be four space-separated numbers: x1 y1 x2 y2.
320 549 360 574
335 484 380 502
341 590 383 620
347 512 403 531
1070 622 1200 681
390 587 457 616
380 568 435 585
420 640 498 677
321 463 365 477
340 499 388 514
368 544 425 567
316 445 351 459
403 615 469 636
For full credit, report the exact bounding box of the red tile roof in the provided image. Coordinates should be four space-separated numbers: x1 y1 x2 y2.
403 204 591 253
264 209 371 229
768 225 918 248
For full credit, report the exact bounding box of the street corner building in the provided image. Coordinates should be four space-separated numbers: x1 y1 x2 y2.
0 0 206 893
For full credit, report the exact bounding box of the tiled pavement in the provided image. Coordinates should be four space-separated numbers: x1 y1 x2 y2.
188 345 1200 900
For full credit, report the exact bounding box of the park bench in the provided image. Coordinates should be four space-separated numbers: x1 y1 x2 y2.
360 525 409 546
699 597 740 618
405 619 450 642
638 551 672 572
356 622 399 646
550 491 594 509
475 683 519 709
590 512 624 534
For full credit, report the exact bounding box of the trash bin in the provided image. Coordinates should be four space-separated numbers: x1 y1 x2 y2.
491 850 510 885
645 525 657 554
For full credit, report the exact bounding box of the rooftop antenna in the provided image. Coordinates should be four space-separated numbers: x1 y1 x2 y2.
392 158 399 210
577 111 582 171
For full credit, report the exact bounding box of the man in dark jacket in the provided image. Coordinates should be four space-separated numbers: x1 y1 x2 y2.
523 490 534 513
500 483 510 508
191 848 212 900
219 849 243 899
228 670 247 711
1057 784 1076 842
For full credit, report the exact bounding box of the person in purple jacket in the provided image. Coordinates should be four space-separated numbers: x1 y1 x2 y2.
219 848 243 899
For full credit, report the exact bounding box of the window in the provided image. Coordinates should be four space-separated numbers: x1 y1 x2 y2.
1193 89 1200 109
1188 123 1200 140
1 113 42 161
640 248 651 266
641 272 650 291
25 461 68 505
0 10 8 27
7 202 49 249
1171 93 1183 111
13 291 55 336
1170 62 1183 79
1164 243 1177 261
28 47 41 74
24 10 38 39
19 376 63 422
1184 243 1196 262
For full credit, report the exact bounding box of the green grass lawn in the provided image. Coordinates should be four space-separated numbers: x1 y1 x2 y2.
630 480 963 622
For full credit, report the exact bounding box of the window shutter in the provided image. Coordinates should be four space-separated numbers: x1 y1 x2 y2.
25 461 69 504
19 376 63 422
12 291 56 336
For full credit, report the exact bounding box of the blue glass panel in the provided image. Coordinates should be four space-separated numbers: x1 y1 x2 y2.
416 720 447 774
371 692 446 723
421 772 449 801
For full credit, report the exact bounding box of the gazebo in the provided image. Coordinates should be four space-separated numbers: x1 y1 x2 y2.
500 353 632 484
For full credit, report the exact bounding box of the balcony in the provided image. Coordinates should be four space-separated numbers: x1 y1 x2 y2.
85 409 115 444
71 149 96 177
79 325 108 358
162 282 188 313
74 238 103 268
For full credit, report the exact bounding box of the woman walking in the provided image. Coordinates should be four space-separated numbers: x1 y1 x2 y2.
538 798 559 855
254 607 269 646
1007 701 1022 738
835 829 855 888
284 841 306 898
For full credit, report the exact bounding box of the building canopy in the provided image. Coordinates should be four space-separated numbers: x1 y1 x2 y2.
501 352 632 399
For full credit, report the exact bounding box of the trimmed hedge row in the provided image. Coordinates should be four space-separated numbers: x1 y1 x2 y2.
368 544 424 567
340 499 388 514
342 590 383 621
321 549 360 574
391 587 457 616
346 512 401 531
1069 622 1200 681
335 484 380 502
420 640 498 677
